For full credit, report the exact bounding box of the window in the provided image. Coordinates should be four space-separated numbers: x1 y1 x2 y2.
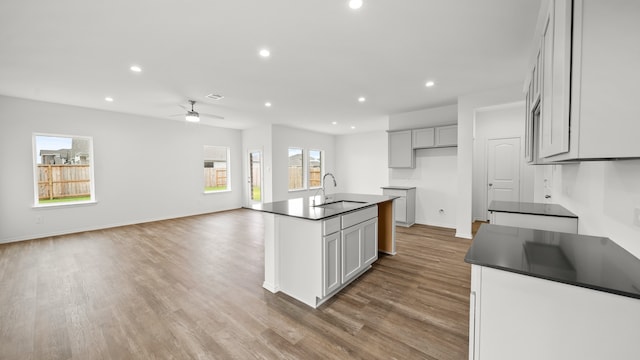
308 149 323 189
204 146 230 192
33 134 95 206
288 147 304 191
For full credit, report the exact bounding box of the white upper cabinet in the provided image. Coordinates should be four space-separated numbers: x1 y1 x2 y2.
412 128 435 149
388 130 414 168
527 0 640 162
539 0 571 158
435 125 458 147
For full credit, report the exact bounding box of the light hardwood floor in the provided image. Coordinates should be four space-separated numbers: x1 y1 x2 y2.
0 209 473 359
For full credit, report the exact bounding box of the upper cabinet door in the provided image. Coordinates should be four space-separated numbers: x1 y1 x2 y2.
435 125 458 147
412 128 435 149
388 130 415 168
539 0 572 158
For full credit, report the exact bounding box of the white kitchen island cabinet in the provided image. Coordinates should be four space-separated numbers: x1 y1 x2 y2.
274 206 377 308
466 224 640 360
251 194 394 309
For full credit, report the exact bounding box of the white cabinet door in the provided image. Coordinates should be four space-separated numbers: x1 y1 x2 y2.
341 224 363 283
394 196 407 223
412 128 435 149
388 130 414 168
322 232 341 296
361 218 378 267
435 125 458 147
539 0 571 158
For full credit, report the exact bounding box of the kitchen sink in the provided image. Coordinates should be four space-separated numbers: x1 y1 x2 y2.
314 200 367 210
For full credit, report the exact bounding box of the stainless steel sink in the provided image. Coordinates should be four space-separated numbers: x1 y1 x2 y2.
314 200 366 210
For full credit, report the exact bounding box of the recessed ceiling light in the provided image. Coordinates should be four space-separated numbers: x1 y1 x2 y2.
259 49 270 58
351 126 356 129
206 93 224 100
265 102 272 107
130 65 142 72
425 80 435 87
105 97 114 102
349 0 363 9
358 97 366 103
332 121 338 125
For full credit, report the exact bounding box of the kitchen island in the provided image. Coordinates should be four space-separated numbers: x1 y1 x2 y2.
465 224 640 360
251 193 397 308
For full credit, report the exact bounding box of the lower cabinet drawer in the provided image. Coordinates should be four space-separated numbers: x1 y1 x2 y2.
342 205 377 229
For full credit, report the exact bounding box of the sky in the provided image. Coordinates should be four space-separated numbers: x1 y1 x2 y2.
35 136 72 164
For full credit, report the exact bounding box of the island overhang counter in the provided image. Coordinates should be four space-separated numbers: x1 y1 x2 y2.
249 193 398 308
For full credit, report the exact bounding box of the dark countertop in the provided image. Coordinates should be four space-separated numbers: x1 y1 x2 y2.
381 186 416 190
465 224 640 300
489 200 578 218
248 193 398 221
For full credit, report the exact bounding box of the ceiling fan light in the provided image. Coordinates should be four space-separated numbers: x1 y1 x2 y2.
185 110 200 122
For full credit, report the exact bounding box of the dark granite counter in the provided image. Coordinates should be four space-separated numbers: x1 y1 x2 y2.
248 193 398 221
465 224 640 299
489 200 577 218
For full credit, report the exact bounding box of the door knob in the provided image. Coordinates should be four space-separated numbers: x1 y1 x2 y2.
488 183 493 187
545 195 551 199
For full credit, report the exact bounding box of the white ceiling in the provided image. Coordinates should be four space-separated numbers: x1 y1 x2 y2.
0 0 540 134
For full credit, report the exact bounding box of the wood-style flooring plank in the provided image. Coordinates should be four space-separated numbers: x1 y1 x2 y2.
0 209 472 359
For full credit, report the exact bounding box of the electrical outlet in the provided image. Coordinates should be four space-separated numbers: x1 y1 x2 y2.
634 208 640 227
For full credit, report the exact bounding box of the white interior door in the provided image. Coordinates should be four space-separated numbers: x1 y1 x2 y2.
247 150 263 206
487 138 521 218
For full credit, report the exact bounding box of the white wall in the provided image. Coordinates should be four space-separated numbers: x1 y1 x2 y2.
473 102 535 220
335 131 388 195
271 125 336 201
457 84 524 238
552 160 640 258
388 104 458 228
0 96 243 243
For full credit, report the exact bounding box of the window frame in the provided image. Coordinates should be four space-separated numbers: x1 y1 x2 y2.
308 149 324 190
203 145 231 194
32 132 96 208
287 147 306 192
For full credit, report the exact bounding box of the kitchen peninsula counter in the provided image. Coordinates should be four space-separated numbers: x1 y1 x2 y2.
465 223 640 360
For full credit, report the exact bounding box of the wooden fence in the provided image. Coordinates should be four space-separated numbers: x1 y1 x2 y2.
289 168 321 189
204 168 227 188
37 164 91 200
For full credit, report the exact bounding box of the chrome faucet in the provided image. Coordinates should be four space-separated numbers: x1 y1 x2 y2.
322 173 337 202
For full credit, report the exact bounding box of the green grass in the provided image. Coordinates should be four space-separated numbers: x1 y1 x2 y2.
39 196 91 204
205 185 228 192
252 186 261 201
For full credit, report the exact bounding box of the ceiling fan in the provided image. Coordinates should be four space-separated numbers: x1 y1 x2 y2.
171 100 224 122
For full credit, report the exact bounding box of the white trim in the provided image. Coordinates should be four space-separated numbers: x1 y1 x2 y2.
32 133 96 207
33 200 98 209
455 232 473 239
